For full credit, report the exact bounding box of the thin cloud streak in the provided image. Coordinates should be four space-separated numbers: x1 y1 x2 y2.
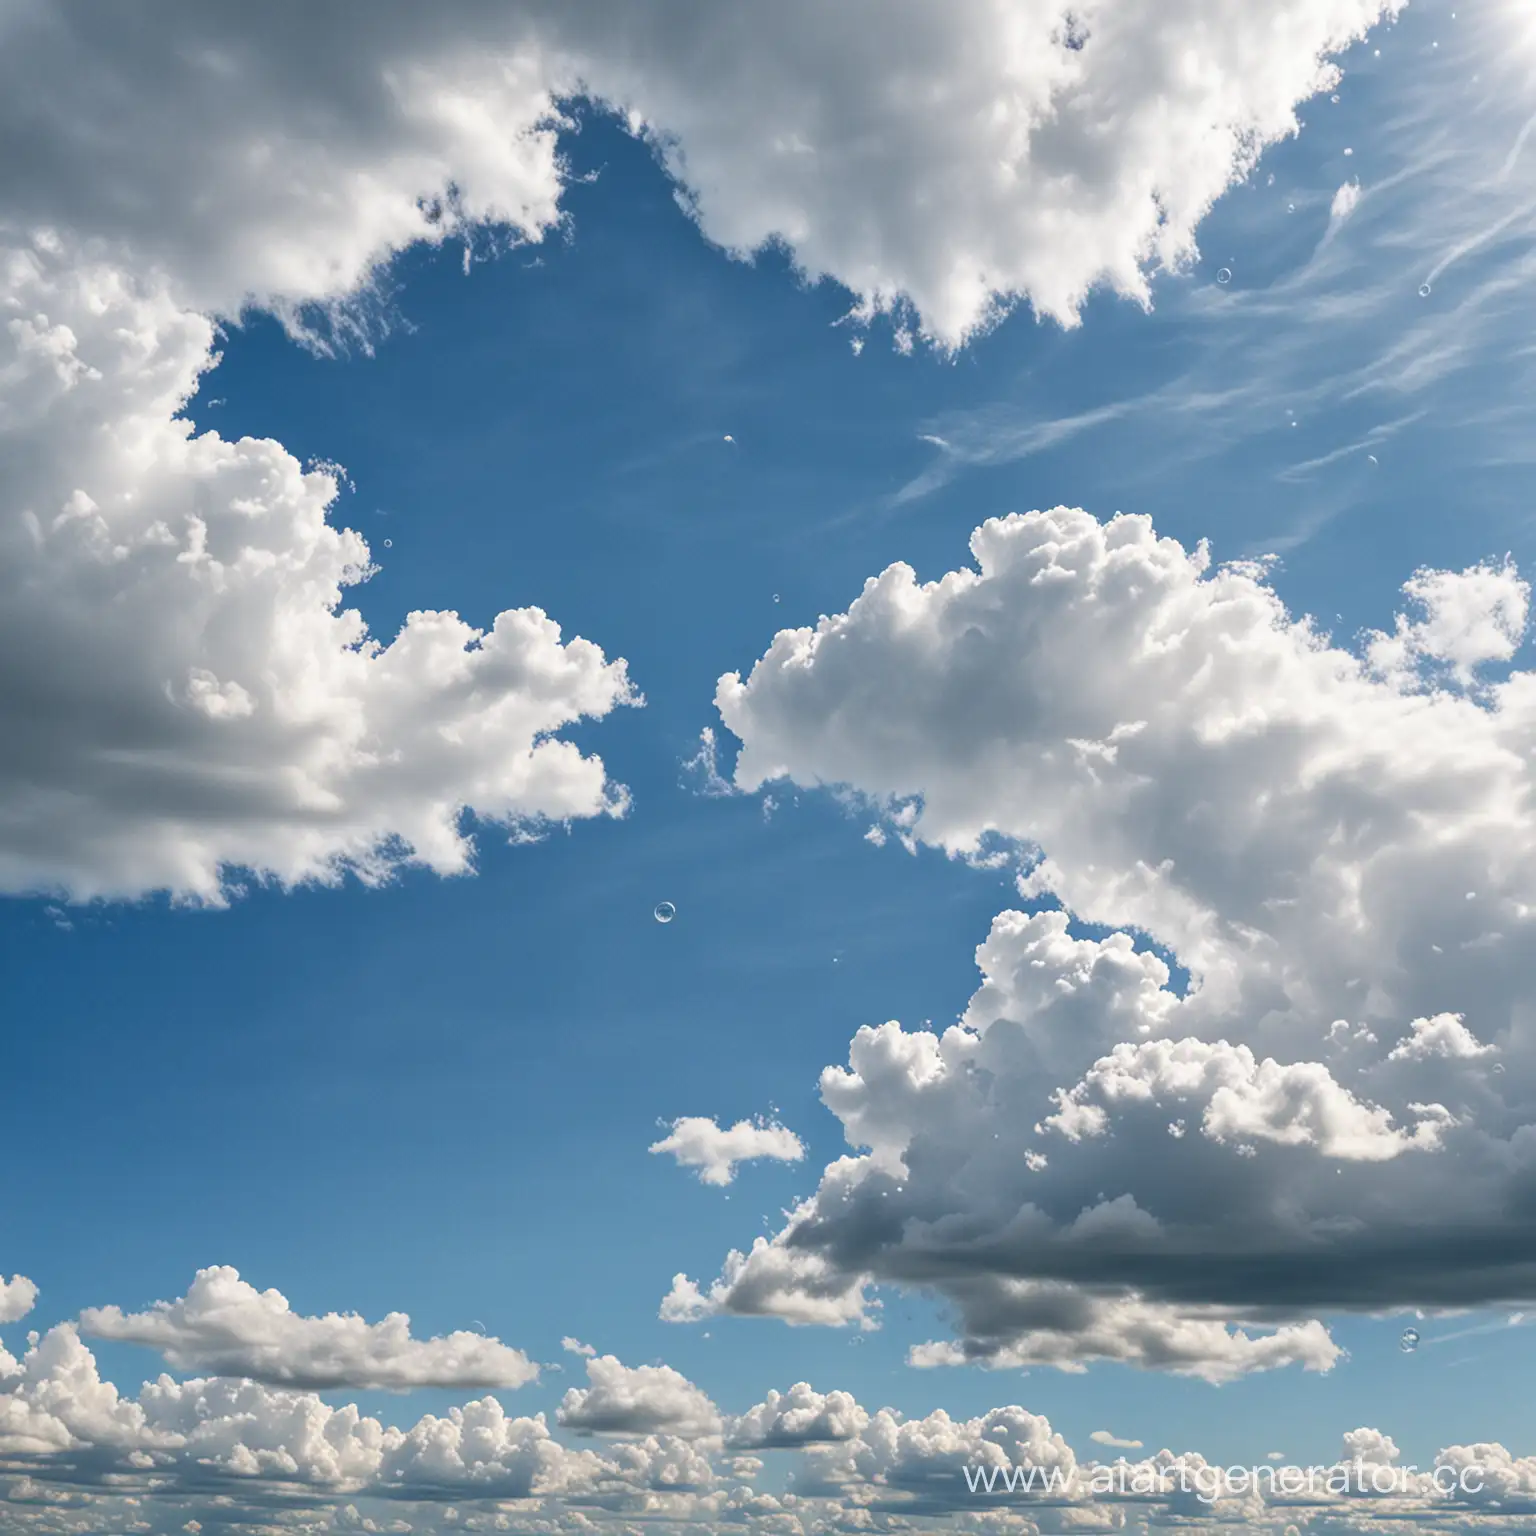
894 8 1536 555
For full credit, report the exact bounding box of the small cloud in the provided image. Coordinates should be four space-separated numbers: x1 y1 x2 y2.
562 1337 597 1357
1330 178 1361 224
682 727 735 797
650 1116 805 1186
1090 1429 1144 1450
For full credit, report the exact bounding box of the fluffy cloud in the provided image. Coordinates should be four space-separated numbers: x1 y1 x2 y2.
0 2 1399 346
1388 1012 1497 1062
0 1275 37 1325
0 236 637 902
1367 559 1530 688
727 1384 869 1449
691 507 1536 1371
1042 1037 1456 1160
78 1267 540 1391
556 1354 721 1440
649 1117 806 1186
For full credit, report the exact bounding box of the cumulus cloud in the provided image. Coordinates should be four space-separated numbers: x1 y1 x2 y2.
1043 1038 1456 1160
78 1266 540 1391
0 1274 37 1324
727 1383 869 1448
649 1117 806 1186
688 507 1536 1372
1366 559 1530 687
1388 1012 1497 1062
0 236 637 902
555 1353 721 1440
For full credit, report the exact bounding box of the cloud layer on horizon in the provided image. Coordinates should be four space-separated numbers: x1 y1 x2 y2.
0 1309 1529 1535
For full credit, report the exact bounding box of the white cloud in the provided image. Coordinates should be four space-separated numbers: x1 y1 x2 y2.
649 1117 806 1186
1329 178 1363 224
1044 1038 1455 1160
727 1383 869 1448
694 507 1536 1371
1388 1012 1497 1062
0 237 637 902
1090 1429 1143 1449
78 1266 540 1391
556 1353 721 1440
1366 559 1530 687
0 1274 37 1324
0 2 1401 349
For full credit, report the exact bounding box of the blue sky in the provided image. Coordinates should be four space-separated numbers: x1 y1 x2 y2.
5 1 1536 1532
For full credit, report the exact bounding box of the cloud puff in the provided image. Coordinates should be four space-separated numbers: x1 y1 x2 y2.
693 507 1536 1371
1366 559 1530 687
1329 178 1363 224
1388 1012 1497 1062
0 1274 37 1324
1090 1429 1143 1449
78 1266 540 1391
555 1353 721 1440
727 1383 869 1449
650 1117 806 1186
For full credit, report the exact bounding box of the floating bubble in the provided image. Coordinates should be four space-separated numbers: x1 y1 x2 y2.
723 434 735 443
772 594 781 603
1495 1062 1506 1074
654 901 676 924
1400 1327 1420 1353
1216 267 1232 284
1331 93 1341 102
1419 283 1432 297
383 538 392 548
1367 454 1378 465
1287 202 1296 212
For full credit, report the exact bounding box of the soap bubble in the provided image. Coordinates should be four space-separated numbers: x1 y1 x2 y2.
383 538 392 548
1367 454 1378 465
1419 283 1432 297
1216 267 1232 284
654 901 676 924
1400 1327 1420 1353
772 594 781 603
